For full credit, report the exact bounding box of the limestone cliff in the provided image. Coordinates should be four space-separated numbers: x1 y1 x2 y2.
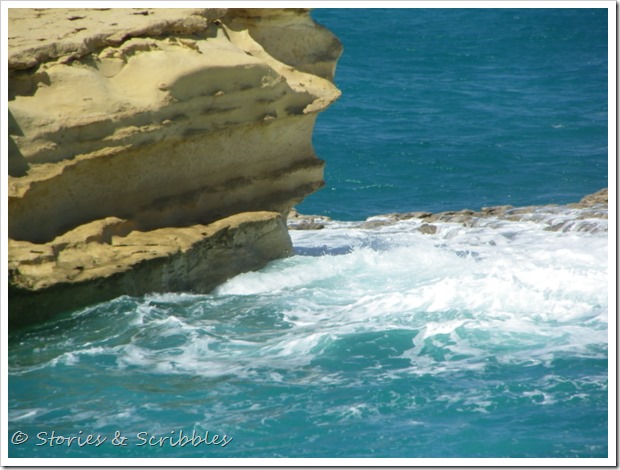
8 8 342 327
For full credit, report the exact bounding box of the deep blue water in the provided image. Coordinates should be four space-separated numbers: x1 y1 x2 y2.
7 8 609 461
299 8 608 219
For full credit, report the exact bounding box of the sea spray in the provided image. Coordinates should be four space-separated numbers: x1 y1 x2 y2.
7 7 609 459
8 203 608 458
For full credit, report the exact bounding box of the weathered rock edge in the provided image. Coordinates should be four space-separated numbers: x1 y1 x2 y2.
9 212 292 328
8 8 342 327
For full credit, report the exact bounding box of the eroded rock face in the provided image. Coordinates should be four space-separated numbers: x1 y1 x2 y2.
9 212 292 327
8 8 342 326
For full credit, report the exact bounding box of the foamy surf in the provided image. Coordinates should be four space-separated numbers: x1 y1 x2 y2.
8 201 608 458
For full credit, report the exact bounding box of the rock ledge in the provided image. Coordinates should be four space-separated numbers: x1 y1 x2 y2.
8 8 342 327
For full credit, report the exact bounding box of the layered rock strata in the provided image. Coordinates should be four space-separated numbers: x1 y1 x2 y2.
8 8 342 327
9 212 292 327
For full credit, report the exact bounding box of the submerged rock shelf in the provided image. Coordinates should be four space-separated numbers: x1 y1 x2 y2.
289 188 609 234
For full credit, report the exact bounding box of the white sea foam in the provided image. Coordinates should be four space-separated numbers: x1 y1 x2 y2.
97 209 607 380
9 408 41 422
20 209 602 381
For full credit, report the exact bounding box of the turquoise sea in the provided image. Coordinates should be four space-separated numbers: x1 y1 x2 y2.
7 8 610 460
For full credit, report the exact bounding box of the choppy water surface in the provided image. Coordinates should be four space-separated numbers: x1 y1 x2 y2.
7 7 609 460
8 209 608 458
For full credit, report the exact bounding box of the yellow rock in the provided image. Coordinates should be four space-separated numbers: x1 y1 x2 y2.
8 8 342 326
